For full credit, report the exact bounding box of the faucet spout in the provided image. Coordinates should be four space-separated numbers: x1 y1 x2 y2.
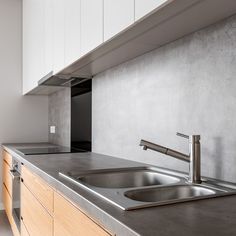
140 139 190 162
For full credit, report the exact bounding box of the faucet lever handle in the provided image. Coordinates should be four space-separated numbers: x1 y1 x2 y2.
176 132 189 139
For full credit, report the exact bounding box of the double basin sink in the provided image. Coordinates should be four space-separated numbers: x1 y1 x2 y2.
60 167 236 210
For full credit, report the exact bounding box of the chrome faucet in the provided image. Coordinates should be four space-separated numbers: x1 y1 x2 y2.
140 133 201 184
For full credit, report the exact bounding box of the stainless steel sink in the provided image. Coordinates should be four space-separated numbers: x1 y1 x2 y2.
124 185 217 202
77 170 180 188
59 166 236 211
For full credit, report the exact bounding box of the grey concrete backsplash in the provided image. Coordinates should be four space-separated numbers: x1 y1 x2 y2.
49 88 71 147
92 15 236 182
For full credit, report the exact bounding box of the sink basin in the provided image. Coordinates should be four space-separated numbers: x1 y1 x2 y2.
60 167 236 211
77 170 180 188
124 185 217 203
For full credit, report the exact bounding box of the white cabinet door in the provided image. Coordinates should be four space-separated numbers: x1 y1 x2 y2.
23 0 45 94
104 0 135 41
135 0 167 20
44 0 53 75
81 0 103 56
65 0 81 67
23 0 32 94
52 0 65 74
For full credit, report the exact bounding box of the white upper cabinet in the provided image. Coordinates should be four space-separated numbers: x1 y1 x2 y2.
23 0 170 94
52 0 65 74
104 0 135 41
44 0 53 76
65 0 81 67
135 0 168 20
23 0 45 94
54 0 82 70
81 0 103 56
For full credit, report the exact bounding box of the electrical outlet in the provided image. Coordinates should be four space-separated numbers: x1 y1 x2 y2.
50 126 56 134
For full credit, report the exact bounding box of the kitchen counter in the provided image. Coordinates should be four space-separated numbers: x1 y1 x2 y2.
2 143 236 236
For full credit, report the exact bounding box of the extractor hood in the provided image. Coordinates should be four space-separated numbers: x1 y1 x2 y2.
38 71 92 87
29 0 236 95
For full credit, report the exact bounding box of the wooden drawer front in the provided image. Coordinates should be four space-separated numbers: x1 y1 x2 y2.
54 191 111 236
21 220 30 236
22 166 53 214
21 183 53 236
2 184 12 224
11 218 21 236
3 184 20 236
3 160 12 197
3 150 12 167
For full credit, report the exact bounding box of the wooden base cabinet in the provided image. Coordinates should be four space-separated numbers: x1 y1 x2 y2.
21 165 54 214
21 221 30 236
54 191 111 236
2 150 20 236
3 150 12 167
3 160 12 196
21 183 53 236
2 151 12 221
2 184 12 224
2 157 113 236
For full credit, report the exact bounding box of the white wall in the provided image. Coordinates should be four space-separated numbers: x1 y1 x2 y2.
0 0 49 209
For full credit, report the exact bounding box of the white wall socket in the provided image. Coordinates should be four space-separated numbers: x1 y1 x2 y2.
50 126 56 134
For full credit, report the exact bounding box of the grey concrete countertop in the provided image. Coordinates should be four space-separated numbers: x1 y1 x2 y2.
2 143 236 236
